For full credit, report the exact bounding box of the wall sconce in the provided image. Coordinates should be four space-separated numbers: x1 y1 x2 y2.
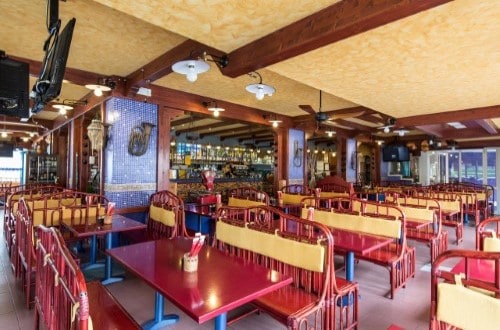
172 51 229 82
326 130 334 138
203 100 225 117
246 72 275 100
52 99 87 115
87 116 104 151
268 117 282 128
85 78 116 96
379 117 396 134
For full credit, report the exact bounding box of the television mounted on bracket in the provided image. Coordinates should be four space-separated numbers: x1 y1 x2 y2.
31 17 76 114
0 51 29 118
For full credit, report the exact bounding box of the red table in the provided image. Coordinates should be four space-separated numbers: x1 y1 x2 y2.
331 229 393 281
107 237 293 330
451 258 496 283
63 214 146 285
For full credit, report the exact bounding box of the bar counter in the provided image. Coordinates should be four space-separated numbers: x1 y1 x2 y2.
171 177 273 200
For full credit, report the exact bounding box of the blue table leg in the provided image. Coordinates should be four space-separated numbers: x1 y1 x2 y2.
101 232 123 285
214 312 227 330
82 235 104 271
346 251 354 281
142 292 179 330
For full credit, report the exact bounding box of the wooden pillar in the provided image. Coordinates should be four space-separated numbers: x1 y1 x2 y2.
336 136 347 180
157 106 183 192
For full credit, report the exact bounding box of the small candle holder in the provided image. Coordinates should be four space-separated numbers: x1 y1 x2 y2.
183 253 198 272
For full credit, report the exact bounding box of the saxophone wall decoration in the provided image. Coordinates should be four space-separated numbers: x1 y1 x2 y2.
128 122 155 156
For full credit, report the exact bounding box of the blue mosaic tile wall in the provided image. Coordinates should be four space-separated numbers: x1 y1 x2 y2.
104 98 158 208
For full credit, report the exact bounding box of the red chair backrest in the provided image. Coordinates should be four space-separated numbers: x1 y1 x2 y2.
35 225 90 330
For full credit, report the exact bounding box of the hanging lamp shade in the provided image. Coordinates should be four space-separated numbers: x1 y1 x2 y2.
172 59 210 82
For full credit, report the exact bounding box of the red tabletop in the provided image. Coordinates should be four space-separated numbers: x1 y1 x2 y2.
107 237 293 324
63 214 146 238
331 229 393 255
451 258 496 283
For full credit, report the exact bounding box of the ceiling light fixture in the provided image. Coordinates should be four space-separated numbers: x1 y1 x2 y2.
267 115 282 128
172 51 229 83
204 100 225 117
394 129 409 137
246 72 275 100
52 99 87 115
85 78 116 96
52 103 73 115
394 129 409 136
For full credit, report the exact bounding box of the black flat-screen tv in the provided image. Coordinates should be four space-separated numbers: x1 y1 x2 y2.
382 144 410 162
32 18 76 114
0 142 14 158
0 52 29 118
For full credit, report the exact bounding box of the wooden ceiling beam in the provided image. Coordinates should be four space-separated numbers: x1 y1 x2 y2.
201 126 251 139
396 105 500 127
475 119 497 135
174 121 239 136
239 134 274 143
9 55 103 86
457 139 500 149
135 85 293 127
415 127 497 140
222 0 451 77
357 114 386 125
125 40 227 95
333 119 373 131
170 115 209 127
221 128 272 140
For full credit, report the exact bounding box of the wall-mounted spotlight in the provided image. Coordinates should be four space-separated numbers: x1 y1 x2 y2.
85 78 116 96
264 114 282 128
246 72 275 100
394 129 409 137
203 100 225 117
172 51 229 82
52 99 87 115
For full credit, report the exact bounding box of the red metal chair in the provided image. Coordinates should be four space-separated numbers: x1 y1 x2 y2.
430 249 500 329
15 198 36 308
476 216 500 251
34 225 91 329
123 190 186 244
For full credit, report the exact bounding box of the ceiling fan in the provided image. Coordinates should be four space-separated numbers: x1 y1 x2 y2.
299 90 365 126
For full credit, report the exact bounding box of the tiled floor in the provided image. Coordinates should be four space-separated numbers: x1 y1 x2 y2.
0 209 477 329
